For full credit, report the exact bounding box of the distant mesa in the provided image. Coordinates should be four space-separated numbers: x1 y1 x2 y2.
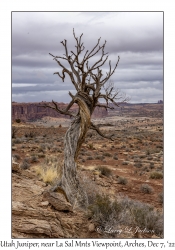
12 102 108 122
157 100 163 104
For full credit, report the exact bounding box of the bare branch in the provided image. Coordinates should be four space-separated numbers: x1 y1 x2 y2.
38 100 76 117
90 122 114 141
100 56 120 85
95 103 114 110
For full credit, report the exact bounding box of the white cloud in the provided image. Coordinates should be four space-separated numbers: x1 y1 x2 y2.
12 11 163 103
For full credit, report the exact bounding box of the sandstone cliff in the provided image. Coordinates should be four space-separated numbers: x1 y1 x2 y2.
12 102 108 121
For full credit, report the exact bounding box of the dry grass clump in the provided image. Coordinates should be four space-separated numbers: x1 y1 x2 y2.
97 166 112 177
35 165 60 184
35 156 62 185
150 171 163 179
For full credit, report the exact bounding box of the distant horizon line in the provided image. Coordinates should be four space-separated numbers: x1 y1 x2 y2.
12 101 163 105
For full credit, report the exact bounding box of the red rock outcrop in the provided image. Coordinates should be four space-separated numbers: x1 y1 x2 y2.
12 102 108 121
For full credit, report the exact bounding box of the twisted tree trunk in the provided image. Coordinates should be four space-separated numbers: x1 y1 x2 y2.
52 94 92 209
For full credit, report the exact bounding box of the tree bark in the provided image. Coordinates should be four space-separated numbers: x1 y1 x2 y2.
54 95 91 209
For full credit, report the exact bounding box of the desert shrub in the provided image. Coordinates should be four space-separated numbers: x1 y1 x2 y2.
103 152 112 157
88 194 122 226
12 126 18 139
146 149 150 155
97 166 112 177
149 163 155 169
140 155 146 159
30 155 38 163
113 156 118 160
51 146 59 153
150 171 163 179
88 194 163 237
13 138 21 144
125 148 131 152
158 192 163 205
79 174 101 205
122 161 128 165
88 143 95 150
86 156 94 160
119 196 163 237
134 162 142 168
20 159 31 170
13 154 20 160
25 131 36 138
38 153 45 158
140 184 153 194
130 202 162 235
95 155 104 160
15 118 21 123
117 176 128 185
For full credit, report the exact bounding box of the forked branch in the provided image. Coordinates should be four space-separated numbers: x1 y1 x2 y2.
90 122 115 141
38 100 76 117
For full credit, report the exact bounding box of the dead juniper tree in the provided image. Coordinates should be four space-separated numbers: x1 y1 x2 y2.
43 29 128 209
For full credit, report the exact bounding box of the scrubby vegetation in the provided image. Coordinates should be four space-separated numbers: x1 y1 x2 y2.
88 194 163 238
12 103 163 238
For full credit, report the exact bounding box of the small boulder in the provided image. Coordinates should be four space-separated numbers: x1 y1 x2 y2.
88 223 95 232
43 191 73 212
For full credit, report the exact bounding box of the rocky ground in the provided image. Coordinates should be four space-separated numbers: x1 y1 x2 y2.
12 103 163 239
